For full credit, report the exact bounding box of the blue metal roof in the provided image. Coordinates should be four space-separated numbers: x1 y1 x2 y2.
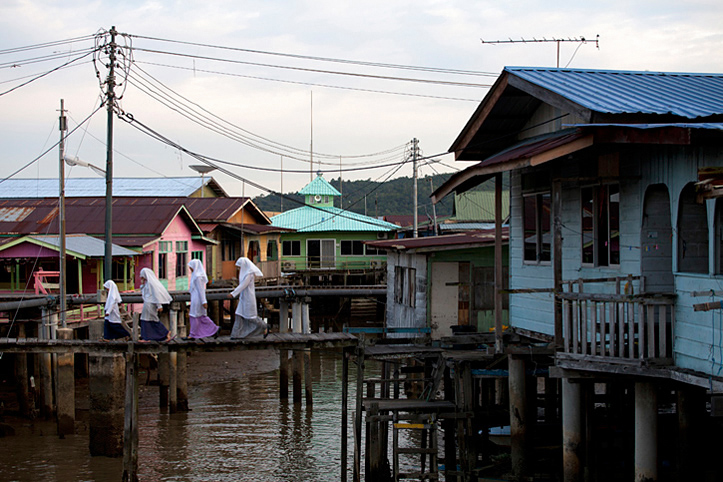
0 177 225 198
271 206 398 232
564 122 723 130
506 67 723 119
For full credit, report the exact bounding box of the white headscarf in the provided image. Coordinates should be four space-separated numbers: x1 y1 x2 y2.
188 258 208 286
104 279 122 313
236 256 263 285
140 267 173 304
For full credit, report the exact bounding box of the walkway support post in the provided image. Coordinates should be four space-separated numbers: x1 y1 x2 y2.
39 308 54 418
279 300 289 400
509 355 529 479
562 378 583 482
15 323 32 417
56 326 75 436
122 339 139 481
169 304 179 413
89 354 126 457
635 382 658 482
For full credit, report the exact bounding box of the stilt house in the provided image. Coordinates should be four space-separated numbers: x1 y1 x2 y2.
433 67 723 480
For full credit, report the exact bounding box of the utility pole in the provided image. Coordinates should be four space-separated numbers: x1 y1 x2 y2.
310 91 313 182
280 156 284 212
412 138 419 238
58 99 67 328
104 26 117 283
429 177 437 236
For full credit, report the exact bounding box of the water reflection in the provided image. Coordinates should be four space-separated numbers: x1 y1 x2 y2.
1 350 403 482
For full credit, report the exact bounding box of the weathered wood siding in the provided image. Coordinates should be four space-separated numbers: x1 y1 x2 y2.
509 142 723 377
385 251 427 337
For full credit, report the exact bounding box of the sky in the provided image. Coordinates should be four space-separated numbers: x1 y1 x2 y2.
1 0 722 198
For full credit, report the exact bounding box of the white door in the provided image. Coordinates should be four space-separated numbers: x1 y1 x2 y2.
430 262 458 339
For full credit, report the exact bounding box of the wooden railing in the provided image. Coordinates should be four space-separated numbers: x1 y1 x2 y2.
558 292 675 364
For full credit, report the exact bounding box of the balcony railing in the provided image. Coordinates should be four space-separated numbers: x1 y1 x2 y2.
558 292 675 364
280 257 387 272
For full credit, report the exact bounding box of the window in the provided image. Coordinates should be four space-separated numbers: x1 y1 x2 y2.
341 240 364 255
159 241 173 253
523 192 551 263
366 244 379 256
191 250 203 261
158 252 167 279
282 240 301 256
222 239 238 261
267 240 278 261
175 241 188 277
394 266 416 307
678 183 708 274
581 184 620 266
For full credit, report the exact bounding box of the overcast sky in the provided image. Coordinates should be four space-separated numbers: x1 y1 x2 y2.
1 0 722 197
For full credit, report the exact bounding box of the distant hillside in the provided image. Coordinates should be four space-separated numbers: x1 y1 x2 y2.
252 173 498 218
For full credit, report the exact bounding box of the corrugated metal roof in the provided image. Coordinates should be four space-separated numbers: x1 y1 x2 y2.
31 234 139 257
506 67 723 119
366 228 509 251
439 222 498 231
0 177 227 198
565 122 723 130
271 206 398 232
298 175 341 196
0 198 203 238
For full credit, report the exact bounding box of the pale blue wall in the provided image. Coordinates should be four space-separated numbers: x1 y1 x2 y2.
508 143 723 378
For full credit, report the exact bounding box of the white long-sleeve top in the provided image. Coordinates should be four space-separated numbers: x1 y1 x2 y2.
230 273 257 318
189 276 208 317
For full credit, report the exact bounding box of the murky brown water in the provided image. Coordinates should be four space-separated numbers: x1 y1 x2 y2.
0 350 406 482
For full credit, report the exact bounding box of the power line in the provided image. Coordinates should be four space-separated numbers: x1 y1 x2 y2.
125 33 500 78
0 104 105 184
125 46 492 89
0 47 98 69
0 34 97 56
135 60 482 103
0 48 99 97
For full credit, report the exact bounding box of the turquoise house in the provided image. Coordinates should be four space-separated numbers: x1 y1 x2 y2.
271 174 398 273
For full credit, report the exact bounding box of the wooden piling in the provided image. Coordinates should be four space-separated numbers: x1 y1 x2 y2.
56 327 75 437
562 378 583 482
39 309 54 418
292 350 303 404
177 320 189 412
634 382 658 482
122 343 139 481
677 385 705 481
89 354 126 457
341 347 349 482
304 349 313 406
14 323 32 417
169 306 179 413
279 301 290 401
443 364 456 480
353 344 365 482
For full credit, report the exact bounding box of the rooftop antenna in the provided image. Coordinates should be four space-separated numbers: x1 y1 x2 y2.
481 35 599 68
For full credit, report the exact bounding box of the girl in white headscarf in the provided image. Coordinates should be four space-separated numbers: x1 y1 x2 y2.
139 267 173 342
229 257 268 338
187 258 219 339
103 280 130 340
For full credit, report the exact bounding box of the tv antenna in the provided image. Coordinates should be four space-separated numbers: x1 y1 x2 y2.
480 35 599 68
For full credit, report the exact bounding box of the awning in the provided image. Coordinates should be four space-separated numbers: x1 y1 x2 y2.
432 129 592 203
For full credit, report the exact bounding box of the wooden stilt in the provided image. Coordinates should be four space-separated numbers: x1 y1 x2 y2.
443 364 456 480
304 350 313 406
15 323 32 417
177 321 189 412
292 350 303 404
121 344 139 482
169 306 179 414
353 344 365 482
341 347 350 482
39 309 54 418
56 327 75 437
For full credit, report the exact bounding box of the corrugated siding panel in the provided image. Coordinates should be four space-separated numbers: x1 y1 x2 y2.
507 67 723 119
386 252 428 337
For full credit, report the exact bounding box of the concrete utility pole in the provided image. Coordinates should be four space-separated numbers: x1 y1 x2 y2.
58 99 67 328
104 26 117 283
412 138 419 238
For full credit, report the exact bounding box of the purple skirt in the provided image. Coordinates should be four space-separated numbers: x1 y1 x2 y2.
189 315 219 338
140 319 169 341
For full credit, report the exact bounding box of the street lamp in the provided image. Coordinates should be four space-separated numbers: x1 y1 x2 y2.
189 164 216 198
64 155 106 177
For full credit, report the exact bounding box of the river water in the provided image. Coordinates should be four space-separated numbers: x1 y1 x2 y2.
0 349 395 482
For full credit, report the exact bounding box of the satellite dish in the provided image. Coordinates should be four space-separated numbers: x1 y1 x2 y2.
314 195 322 202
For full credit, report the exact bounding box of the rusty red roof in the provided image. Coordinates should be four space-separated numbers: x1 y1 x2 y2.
365 227 508 251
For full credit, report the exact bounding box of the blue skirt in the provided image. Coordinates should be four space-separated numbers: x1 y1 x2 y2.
140 319 169 341
104 319 130 340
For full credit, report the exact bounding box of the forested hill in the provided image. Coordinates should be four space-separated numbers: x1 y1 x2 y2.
252 173 496 217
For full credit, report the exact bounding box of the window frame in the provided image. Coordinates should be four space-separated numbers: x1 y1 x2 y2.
522 191 552 264
282 240 301 257
341 240 365 256
580 183 620 268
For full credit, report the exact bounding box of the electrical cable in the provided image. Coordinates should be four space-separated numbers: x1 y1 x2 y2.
126 46 492 89
0 104 105 184
0 34 97 56
135 60 483 103
0 47 97 69
0 48 99 97
125 33 500 78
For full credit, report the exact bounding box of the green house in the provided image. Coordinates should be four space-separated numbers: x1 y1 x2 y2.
271 174 399 272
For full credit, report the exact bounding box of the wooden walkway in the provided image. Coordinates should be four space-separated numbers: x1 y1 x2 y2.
0 332 358 354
